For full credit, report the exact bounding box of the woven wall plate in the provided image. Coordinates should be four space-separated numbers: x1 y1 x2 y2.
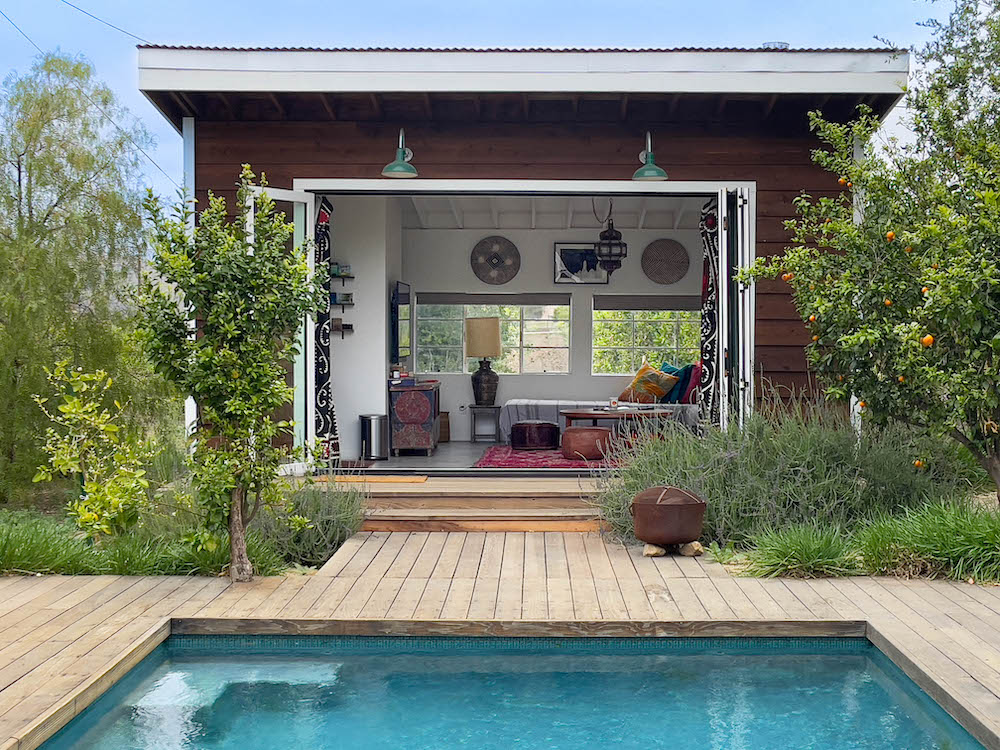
641 239 690 285
471 236 521 285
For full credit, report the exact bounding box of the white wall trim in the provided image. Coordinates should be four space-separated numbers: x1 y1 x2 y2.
293 179 755 196
182 117 197 439
138 48 908 95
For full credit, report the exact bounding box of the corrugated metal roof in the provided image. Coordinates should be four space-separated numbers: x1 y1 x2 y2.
136 45 901 54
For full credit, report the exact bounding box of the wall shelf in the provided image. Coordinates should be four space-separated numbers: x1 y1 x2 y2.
332 275 355 286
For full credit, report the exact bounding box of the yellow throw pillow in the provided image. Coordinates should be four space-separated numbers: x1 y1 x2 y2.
618 361 679 404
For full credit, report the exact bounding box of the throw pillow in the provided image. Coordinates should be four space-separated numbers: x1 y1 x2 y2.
618 361 679 404
661 363 694 403
681 361 703 403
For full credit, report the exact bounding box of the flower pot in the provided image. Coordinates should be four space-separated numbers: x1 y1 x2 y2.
630 485 706 546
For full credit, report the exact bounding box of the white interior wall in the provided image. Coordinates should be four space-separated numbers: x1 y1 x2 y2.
402 226 703 441
328 196 395 460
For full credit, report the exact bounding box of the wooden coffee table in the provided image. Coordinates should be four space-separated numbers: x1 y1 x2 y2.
560 407 676 428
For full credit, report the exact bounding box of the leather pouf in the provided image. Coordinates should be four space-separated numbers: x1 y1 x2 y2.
561 426 612 460
511 421 559 451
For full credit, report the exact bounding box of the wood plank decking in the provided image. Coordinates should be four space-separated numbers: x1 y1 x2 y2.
2 532 1000 749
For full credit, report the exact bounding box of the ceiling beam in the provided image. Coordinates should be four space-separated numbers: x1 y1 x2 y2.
571 95 579 117
673 206 686 230
215 93 235 119
410 197 428 229
521 93 530 121
619 93 629 121
369 93 383 119
530 198 536 230
267 93 286 118
714 95 728 117
423 93 433 119
448 198 464 229
319 93 337 120
761 94 778 120
169 92 195 117
472 95 482 120
667 94 681 117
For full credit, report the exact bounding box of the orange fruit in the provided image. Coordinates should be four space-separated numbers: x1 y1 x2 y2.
838 177 847 185
837 375 844 382
824 218 832 224
859 400 867 409
931 263 939 269
811 335 820 342
847 182 853 188
914 459 924 469
886 231 896 242
921 334 935 348
781 272 795 282
809 314 817 322
921 286 930 294
905 246 913 253
898 375 906 383
884 298 893 306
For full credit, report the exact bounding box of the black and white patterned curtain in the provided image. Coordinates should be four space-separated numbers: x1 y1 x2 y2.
314 197 340 461
698 197 720 425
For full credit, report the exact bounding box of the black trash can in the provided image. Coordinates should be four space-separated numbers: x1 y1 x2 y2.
360 414 390 460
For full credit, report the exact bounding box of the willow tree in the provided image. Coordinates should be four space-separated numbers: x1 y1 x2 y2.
747 0 1000 501
0 54 159 499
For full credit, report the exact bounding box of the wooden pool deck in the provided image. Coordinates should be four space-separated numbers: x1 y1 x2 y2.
2 531 1000 749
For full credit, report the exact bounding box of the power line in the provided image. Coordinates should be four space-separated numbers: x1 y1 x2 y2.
0 6 178 187
56 0 149 44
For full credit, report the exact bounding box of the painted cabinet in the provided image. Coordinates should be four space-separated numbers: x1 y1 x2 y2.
389 381 441 456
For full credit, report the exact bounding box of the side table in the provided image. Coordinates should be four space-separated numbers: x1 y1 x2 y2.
469 404 502 442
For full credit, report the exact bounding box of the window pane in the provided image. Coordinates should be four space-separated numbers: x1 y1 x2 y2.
416 319 463 349
634 309 674 322
523 348 569 373
398 303 410 321
398 322 411 348
501 320 520 348
641 349 674 368
468 347 520 375
417 304 462 319
593 349 634 374
465 304 502 318
523 320 569 348
522 304 569 321
593 321 632 346
418 348 464 373
635 322 672 348
594 309 630 321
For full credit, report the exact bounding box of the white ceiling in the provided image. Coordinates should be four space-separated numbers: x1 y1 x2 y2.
400 194 708 231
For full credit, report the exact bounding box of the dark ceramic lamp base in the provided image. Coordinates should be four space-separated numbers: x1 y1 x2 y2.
471 358 499 406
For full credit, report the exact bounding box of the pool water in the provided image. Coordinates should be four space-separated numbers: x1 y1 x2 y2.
41 636 984 750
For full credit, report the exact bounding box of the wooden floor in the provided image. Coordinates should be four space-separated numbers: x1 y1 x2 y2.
2 532 1000 749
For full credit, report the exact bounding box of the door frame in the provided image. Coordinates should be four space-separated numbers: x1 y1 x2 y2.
246 186 317 449
291 178 757 429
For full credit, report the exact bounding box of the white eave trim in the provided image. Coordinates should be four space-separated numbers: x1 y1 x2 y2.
138 49 909 95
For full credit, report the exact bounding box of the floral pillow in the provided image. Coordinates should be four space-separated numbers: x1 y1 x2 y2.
618 361 680 404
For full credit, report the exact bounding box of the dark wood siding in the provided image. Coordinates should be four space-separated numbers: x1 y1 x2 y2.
195 121 835 392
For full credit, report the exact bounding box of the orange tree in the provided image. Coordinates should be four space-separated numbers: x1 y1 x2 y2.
746 0 1000 502
139 166 325 580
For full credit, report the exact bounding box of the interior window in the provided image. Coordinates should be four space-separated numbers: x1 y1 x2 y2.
416 302 571 374
592 309 701 374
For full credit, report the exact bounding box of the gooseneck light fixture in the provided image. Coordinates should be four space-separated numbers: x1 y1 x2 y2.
381 128 418 178
632 131 668 181
592 198 628 276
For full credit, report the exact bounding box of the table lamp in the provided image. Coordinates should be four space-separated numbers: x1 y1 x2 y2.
465 317 502 406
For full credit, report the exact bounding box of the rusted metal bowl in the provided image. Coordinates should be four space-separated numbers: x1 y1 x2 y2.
630 485 706 546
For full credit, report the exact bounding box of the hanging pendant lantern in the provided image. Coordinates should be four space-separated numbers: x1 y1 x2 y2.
594 197 627 276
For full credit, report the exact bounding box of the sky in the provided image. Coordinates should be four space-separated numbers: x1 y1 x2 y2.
0 0 950 197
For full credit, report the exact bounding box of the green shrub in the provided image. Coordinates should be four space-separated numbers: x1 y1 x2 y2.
0 511 99 574
594 398 976 546
856 501 1000 582
745 524 859 578
255 480 365 568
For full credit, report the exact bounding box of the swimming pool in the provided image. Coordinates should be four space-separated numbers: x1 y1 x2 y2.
41 635 984 749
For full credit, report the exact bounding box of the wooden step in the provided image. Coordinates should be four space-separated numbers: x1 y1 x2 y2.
366 496 594 510
361 506 603 532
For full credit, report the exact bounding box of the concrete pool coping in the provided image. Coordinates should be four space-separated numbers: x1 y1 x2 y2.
7 616 999 750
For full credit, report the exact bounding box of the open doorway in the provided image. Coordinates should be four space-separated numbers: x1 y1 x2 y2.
266 180 754 475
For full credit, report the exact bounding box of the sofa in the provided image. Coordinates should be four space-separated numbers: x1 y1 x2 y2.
498 398 699 443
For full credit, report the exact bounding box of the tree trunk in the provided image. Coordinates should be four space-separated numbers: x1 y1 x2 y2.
228 486 254 582
987 455 1000 507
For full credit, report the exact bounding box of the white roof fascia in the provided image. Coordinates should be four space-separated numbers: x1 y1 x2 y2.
138 49 909 95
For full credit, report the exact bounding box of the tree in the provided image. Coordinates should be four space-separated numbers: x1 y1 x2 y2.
746 0 1000 502
139 166 326 581
0 53 163 500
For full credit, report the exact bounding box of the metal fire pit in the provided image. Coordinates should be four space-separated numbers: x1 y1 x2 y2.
630 485 706 546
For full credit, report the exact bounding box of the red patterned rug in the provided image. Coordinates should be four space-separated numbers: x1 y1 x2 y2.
474 446 606 469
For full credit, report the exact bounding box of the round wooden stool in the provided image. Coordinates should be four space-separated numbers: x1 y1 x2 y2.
510 420 559 451
561 426 612 460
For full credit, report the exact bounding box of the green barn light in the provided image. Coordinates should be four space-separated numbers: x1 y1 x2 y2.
632 131 668 181
381 128 418 178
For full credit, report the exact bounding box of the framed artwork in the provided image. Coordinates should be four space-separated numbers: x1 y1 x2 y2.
553 243 609 285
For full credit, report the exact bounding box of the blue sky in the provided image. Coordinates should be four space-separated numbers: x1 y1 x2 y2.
0 0 947 196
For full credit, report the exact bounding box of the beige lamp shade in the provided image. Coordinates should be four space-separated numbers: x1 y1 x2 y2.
465 317 502 358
